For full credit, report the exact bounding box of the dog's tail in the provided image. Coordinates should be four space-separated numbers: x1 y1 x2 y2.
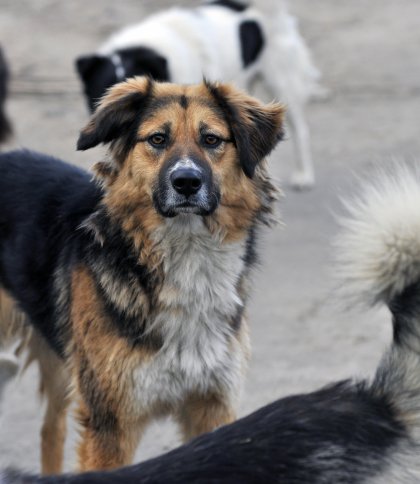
336 163 420 434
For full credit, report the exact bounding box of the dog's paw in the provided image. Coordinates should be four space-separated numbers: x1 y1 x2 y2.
290 171 315 190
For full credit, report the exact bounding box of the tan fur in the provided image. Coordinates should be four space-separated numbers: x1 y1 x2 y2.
76 399 147 471
71 265 155 405
34 333 69 475
70 265 243 469
176 393 236 441
0 287 29 346
95 79 283 245
71 266 155 470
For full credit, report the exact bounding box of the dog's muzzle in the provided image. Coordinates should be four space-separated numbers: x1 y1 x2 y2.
170 168 203 198
154 160 220 218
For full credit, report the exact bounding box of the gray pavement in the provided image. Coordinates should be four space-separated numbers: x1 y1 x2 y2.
0 0 419 472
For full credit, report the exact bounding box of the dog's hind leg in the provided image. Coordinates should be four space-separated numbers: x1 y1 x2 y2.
259 73 315 189
285 98 314 189
30 333 70 475
0 288 69 472
177 393 236 442
259 8 320 189
0 289 26 400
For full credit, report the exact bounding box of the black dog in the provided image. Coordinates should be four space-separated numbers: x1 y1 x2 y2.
0 47 12 143
3 166 420 482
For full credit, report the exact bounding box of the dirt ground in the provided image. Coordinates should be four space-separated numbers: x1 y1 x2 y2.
1 0 420 472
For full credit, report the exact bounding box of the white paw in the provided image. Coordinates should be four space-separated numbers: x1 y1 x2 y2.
290 171 315 190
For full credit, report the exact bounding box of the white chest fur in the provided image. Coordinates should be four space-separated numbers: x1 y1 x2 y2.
133 216 250 411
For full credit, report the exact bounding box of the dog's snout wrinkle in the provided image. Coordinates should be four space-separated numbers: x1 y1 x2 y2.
170 168 202 197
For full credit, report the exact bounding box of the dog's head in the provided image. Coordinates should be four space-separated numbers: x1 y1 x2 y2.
78 77 284 237
76 48 169 112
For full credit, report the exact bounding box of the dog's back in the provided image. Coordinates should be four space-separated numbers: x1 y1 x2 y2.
0 150 102 354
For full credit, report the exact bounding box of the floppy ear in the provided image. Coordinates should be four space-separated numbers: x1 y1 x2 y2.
75 55 104 81
75 54 118 112
77 76 152 160
206 81 285 178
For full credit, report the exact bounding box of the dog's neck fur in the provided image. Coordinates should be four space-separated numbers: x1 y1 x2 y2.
82 205 252 401
151 214 248 337
83 203 252 326
134 215 252 405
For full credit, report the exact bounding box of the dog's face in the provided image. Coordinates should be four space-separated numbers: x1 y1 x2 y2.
137 93 231 218
78 77 284 237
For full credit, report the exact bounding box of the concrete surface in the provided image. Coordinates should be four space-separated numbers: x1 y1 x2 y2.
0 0 419 472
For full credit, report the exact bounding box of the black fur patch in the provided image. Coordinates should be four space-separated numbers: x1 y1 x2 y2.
77 349 119 433
75 55 118 112
243 224 258 268
239 20 265 68
208 0 248 12
82 209 163 351
76 48 169 113
389 280 420 349
179 94 188 109
118 47 169 83
0 47 12 142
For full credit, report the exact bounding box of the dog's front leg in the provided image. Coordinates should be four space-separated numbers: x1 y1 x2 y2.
76 400 145 471
177 393 236 442
70 265 148 471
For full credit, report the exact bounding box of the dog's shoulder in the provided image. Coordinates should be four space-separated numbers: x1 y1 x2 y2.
0 150 102 225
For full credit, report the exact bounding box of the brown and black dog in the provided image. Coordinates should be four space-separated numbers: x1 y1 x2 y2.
0 77 284 473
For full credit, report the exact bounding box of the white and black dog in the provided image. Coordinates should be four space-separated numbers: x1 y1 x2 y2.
4 166 420 482
76 0 322 189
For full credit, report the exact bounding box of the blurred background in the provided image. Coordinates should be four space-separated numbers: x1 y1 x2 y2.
0 0 420 472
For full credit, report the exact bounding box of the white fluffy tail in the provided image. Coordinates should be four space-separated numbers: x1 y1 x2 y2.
336 164 420 306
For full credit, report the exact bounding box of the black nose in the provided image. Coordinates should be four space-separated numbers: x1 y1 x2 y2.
170 168 203 197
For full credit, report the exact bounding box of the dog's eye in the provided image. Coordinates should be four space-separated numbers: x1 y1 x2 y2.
148 134 167 148
203 134 222 148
